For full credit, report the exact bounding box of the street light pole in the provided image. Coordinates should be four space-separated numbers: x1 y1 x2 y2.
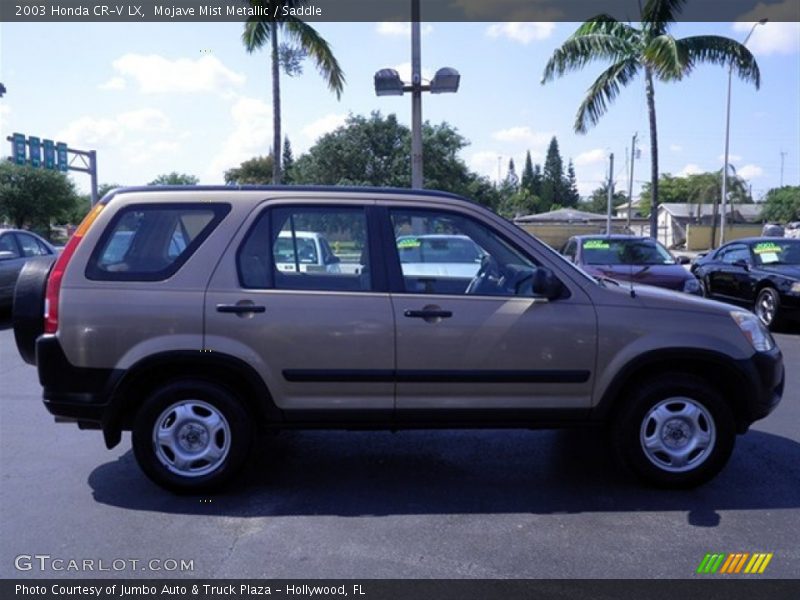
720 18 766 246
410 0 423 189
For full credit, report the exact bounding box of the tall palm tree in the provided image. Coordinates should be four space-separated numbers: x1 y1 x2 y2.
243 1 345 184
542 0 760 238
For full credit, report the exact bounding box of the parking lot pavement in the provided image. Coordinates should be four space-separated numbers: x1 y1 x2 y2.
1 315 798 579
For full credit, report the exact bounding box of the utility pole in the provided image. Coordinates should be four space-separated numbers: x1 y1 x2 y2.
780 151 787 187
410 0 423 190
627 133 637 231
607 152 614 235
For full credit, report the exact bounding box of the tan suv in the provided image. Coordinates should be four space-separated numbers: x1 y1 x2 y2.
13 186 784 492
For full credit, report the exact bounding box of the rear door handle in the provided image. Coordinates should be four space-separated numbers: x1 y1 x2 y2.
404 309 452 319
216 304 266 314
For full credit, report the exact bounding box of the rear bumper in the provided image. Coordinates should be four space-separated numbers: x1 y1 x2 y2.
36 335 119 424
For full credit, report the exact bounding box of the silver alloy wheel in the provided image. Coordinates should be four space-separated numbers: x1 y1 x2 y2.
755 289 776 326
152 400 231 478
639 397 716 473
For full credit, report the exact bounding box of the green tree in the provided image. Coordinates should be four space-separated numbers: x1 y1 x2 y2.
148 172 199 185
639 170 750 217
521 151 535 193
291 112 499 209
541 136 565 208
581 182 627 214
565 159 581 207
242 1 345 184
542 0 760 237
224 155 275 185
760 186 800 223
0 163 78 239
282 137 295 183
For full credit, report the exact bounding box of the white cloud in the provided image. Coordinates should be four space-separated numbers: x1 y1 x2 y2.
677 163 704 177
206 96 272 179
301 113 347 141
57 109 171 147
110 53 246 94
733 19 800 56
469 151 503 180
0 104 10 120
98 77 126 91
491 126 551 146
669 144 682 152
390 62 434 83
376 22 433 36
486 22 555 44
738 164 764 179
574 148 608 166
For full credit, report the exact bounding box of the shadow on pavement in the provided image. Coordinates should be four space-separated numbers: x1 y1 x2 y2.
0 313 12 331
89 428 800 523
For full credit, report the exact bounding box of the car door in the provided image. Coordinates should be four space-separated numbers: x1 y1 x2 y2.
205 200 395 416
0 233 26 304
708 243 751 303
384 206 597 413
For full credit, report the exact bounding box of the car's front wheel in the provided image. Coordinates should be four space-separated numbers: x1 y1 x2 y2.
132 379 253 493
754 287 783 330
613 374 735 488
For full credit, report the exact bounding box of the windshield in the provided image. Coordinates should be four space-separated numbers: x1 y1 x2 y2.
582 238 675 266
752 240 800 266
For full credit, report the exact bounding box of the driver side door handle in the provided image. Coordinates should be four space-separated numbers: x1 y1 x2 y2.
404 309 453 319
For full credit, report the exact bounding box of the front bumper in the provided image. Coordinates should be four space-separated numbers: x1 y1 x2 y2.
735 344 784 428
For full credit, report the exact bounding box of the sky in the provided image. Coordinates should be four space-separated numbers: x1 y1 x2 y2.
1 17 798 201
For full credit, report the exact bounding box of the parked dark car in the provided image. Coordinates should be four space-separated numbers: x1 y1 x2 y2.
0 229 58 309
691 237 800 329
561 235 701 295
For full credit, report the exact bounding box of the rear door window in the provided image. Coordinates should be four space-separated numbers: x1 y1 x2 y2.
86 203 229 281
16 233 52 257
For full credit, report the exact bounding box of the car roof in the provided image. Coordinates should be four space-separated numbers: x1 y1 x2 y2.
102 185 473 206
572 234 657 242
722 237 798 245
397 234 472 240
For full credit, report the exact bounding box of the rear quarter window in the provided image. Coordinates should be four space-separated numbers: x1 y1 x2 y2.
85 203 230 281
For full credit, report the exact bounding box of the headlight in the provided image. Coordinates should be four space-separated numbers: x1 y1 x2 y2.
790 282 800 294
683 277 701 294
730 311 774 352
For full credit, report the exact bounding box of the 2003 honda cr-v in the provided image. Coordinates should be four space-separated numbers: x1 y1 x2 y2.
13 186 784 492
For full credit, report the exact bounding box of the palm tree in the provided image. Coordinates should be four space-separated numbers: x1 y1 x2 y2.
243 1 345 184
542 0 760 238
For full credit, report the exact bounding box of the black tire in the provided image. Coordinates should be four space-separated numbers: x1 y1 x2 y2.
612 374 735 489
13 256 56 365
132 379 253 493
754 287 783 331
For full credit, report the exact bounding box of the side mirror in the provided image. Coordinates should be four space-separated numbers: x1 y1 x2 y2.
531 267 565 300
732 259 750 271
676 255 691 265
0 250 17 261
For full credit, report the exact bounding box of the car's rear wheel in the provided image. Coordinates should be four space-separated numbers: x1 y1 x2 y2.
612 374 735 488
132 379 253 493
13 256 56 365
754 287 783 330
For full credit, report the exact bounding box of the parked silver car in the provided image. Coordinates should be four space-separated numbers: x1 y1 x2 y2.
13 186 784 492
0 228 58 309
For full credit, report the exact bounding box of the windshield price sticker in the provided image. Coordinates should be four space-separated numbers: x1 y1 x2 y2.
397 238 421 249
584 240 610 249
754 243 782 254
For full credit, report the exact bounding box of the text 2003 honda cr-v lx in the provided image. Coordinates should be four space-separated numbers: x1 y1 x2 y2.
13 186 784 492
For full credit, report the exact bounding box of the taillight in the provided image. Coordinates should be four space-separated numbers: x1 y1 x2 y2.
44 203 105 334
